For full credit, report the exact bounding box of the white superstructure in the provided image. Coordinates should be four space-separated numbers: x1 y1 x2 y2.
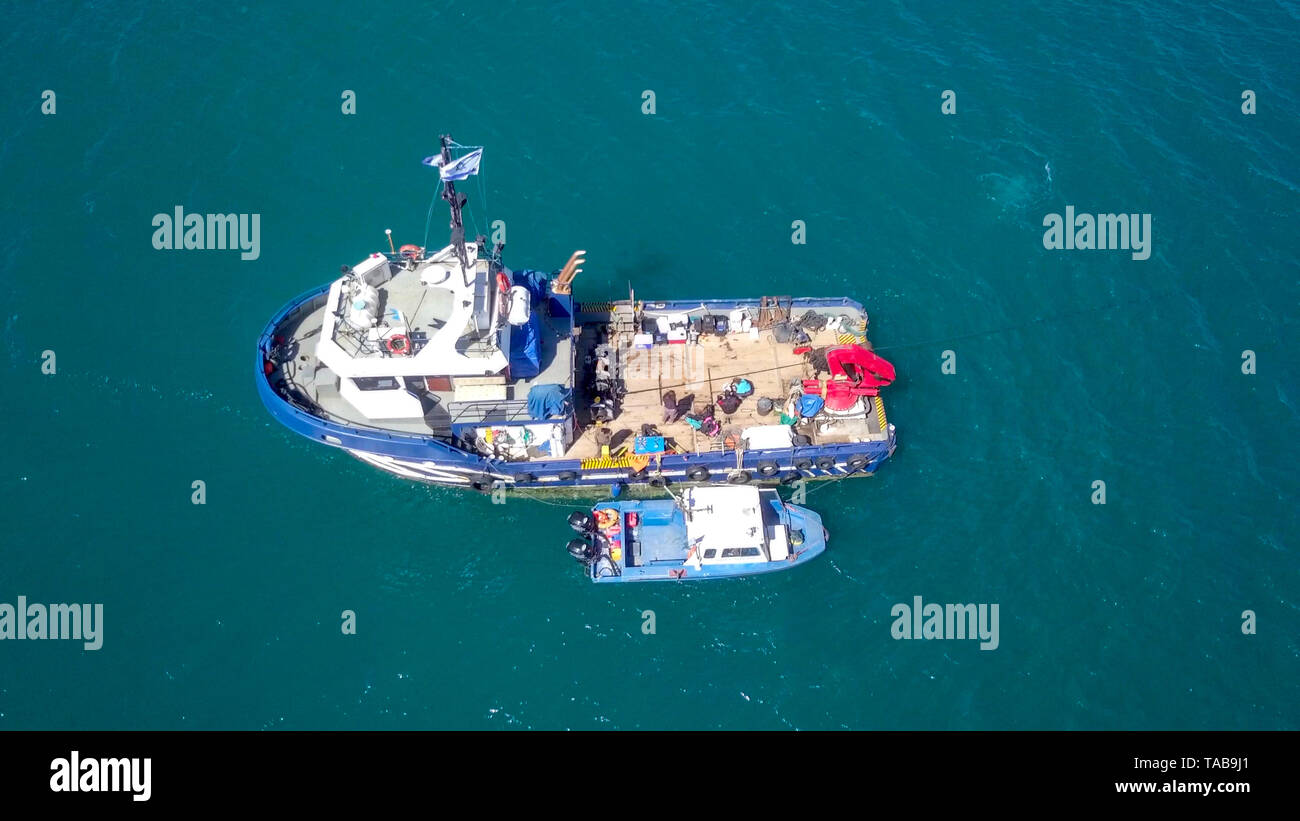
680 486 790 564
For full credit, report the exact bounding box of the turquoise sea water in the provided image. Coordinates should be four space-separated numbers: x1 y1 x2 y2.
1 1 1296 729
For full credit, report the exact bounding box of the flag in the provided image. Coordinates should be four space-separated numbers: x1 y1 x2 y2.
421 154 446 168
436 148 483 181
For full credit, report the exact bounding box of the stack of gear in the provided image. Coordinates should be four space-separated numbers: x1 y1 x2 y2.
797 311 829 333
716 387 742 415
589 393 615 423
593 508 624 563
803 347 831 376
685 410 722 437
481 426 535 460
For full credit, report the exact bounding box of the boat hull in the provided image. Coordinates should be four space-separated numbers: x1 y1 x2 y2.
343 448 888 494
586 499 827 582
257 285 896 493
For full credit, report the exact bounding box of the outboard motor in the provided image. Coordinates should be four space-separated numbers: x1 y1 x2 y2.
567 511 595 534
567 538 595 564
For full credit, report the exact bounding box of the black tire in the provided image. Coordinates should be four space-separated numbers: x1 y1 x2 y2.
727 470 752 484
687 466 710 482
757 461 780 477
557 470 580 482
469 474 495 492
814 456 836 471
793 458 813 471
846 455 871 472
648 475 668 488
779 472 801 485
514 473 537 484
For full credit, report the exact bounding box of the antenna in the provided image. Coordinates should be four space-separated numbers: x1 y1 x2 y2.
385 229 395 254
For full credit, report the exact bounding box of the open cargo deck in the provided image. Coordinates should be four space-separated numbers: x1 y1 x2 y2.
566 300 888 463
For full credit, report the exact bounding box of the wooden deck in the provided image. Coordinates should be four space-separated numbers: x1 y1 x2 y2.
564 323 881 461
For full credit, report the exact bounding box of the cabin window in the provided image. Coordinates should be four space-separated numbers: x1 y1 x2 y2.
703 549 717 559
352 376 400 391
720 547 761 558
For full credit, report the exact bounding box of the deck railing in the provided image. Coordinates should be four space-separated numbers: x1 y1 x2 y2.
446 399 533 425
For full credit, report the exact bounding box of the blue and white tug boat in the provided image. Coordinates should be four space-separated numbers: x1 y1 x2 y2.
257 137 897 493
565 486 826 582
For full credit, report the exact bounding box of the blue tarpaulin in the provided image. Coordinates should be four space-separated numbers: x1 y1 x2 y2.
798 394 826 417
506 269 549 380
527 384 571 420
509 311 541 378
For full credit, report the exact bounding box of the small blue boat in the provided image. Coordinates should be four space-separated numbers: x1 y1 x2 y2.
565 486 826 582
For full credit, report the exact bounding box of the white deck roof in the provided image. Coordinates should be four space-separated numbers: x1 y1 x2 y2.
316 243 510 378
682 486 766 552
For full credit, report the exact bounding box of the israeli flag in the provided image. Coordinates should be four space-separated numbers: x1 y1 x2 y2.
436 148 483 181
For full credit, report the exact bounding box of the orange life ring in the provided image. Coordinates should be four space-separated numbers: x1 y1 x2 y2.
594 508 618 529
385 334 411 355
399 244 423 260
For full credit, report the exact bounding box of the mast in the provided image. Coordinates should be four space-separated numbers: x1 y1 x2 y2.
439 134 470 271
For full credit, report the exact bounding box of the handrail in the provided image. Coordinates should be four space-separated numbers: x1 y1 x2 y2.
446 399 533 425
